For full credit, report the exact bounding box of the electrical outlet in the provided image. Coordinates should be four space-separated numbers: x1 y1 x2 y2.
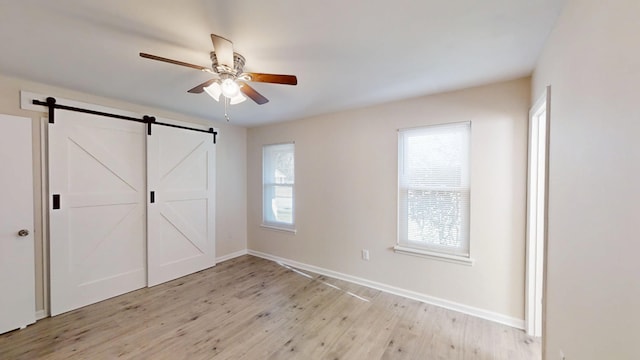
361 249 370 261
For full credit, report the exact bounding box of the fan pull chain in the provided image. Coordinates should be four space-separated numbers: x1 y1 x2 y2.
224 96 230 121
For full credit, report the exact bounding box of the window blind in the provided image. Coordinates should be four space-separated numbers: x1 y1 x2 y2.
398 122 470 256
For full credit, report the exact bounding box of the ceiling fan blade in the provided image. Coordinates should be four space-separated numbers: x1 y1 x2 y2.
240 82 269 105
187 79 218 94
140 53 213 73
244 73 298 85
210 34 234 69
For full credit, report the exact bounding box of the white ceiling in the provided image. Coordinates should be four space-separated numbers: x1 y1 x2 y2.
0 0 565 127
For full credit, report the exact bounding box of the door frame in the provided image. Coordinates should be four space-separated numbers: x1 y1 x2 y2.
39 117 50 319
525 86 550 337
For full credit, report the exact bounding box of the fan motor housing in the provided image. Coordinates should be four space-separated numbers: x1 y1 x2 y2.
211 51 245 76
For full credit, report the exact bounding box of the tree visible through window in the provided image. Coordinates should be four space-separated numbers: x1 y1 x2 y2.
398 122 470 257
263 143 295 230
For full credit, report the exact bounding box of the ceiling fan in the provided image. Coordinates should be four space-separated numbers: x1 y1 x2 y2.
140 34 297 117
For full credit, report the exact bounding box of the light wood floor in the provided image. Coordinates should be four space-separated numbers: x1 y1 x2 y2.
0 255 540 359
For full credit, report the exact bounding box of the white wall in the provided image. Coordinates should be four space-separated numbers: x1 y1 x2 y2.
0 73 248 314
532 1 640 359
247 78 530 322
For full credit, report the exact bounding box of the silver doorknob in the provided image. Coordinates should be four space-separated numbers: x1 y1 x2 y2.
18 229 29 237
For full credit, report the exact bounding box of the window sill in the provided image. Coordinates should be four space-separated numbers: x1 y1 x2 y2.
393 245 474 266
260 224 297 234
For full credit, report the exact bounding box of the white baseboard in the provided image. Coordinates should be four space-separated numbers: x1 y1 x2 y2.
216 249 248 263
248 249 525 330
35 309 47 320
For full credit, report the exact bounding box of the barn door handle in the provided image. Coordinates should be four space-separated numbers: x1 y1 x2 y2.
52 194 60 209
150 191 155 203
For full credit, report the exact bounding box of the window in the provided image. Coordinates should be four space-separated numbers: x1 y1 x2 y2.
396 122 471 264
262 143 295 232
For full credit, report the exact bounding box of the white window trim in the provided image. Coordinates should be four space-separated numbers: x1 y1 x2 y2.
396 121 472 265
260 224 297 234
262 142 296 232
393 245 474 266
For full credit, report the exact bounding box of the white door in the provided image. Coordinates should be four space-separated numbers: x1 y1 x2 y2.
0 115 35 334
147 123 215 286
48 111 146 316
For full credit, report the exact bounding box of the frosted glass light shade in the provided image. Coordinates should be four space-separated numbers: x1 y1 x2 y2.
229 92 247 105
204 82 222 102
204 80 245 105
221 78 240 98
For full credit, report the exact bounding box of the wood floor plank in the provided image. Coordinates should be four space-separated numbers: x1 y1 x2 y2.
0 255 540 360
103 261 306 359
265 289 372 359
208 279 333 360
324 292 411 360
233 278 351 360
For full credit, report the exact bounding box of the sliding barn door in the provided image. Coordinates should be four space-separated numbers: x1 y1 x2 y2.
147 124 216 287
49 111 146 316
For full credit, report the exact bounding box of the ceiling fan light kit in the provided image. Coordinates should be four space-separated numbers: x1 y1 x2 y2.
203 81 247 104
140 34 297 121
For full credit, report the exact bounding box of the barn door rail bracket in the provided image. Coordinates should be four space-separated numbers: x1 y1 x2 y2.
144 115 156 135
32 97 217 143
